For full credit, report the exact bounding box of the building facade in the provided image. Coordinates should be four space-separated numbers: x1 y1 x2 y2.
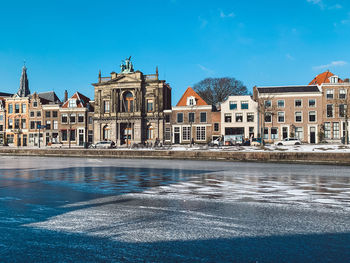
165 87 220 144
92 58 171 146
220 95 258 141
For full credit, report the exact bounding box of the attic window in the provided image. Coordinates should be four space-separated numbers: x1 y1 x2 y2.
68 99 77 108
187 96 196 106
330 76 339 84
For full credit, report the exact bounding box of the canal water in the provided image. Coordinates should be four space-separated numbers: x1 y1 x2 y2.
0 156 349 262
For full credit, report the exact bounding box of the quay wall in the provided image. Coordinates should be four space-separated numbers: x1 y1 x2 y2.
0 148 349 165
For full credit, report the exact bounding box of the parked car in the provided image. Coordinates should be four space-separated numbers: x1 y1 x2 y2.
89 141 115 149
209 137 223 147
274 138 301 146
251 138 265 146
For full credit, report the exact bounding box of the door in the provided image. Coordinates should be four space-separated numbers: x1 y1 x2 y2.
78 129 84 146
282 127 288 139
174 127 180 144
23 135 27 146
310 127 316 144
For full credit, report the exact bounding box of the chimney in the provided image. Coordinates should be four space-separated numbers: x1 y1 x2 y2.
64 90 68 102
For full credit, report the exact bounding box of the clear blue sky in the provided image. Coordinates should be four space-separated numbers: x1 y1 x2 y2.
0 0 350 105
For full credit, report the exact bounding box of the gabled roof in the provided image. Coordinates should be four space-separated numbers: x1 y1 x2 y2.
0 92 13 97
62 92 91 108
38 91 61 104
256 85 320 94
176 87 208 106
309 71 343 85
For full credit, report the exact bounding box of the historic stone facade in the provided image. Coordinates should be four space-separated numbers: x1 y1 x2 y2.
92 58 171 146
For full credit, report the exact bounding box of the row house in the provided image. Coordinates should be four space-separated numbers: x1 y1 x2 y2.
164 87 220 144
310 71 350 143
59 91 94 147
221 95 258 141
253 85 323 143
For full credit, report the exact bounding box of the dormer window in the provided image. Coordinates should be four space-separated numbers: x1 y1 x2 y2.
187 96 196 106
330 76 339 84
68 99 77 108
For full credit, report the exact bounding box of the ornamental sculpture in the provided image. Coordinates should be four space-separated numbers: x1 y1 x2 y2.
120 56 134 73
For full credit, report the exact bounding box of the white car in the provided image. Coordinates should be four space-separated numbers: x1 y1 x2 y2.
275 138 301 146
89 141 115 149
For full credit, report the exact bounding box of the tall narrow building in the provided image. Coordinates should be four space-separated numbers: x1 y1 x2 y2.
17 65 30 97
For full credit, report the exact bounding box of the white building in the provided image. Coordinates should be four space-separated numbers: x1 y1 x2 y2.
220 95 258 140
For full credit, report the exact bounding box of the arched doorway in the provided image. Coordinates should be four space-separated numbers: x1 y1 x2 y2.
102 125 110 140
123 91 134 112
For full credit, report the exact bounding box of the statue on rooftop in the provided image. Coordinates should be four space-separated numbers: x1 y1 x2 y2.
120 56 134 73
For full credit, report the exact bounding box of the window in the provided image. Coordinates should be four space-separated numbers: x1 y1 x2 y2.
52 111 58 118
104 101 110 113
247 113 254 122
30 121 36 129
309 111 316 122
326 89 334 99
15 104 19 113
53 120 58 130
165 128 171 141
46 120 51 130
21 119 26 129
37 111 41 117
147 126 153 140
188 112 195 123
295 127 303 140
200 112 207 123
88 116 93 124
229 101 237 110
22 104 26 113
8 104 13 114
36 121 41 128
30 111 34 117
61 130 67 141
7 134 14 143
147 100 153 112
196 126 206 141
277 100 285 108
45 111 50 118
70 130 76 141
0 125 3 131
165 114 170 123
188 97 195 106
88 130 93 143
177 113 183 123
68 99 77 108
14 119 20 129
264 112 272 123
339 89 347 99
8 119 13 129
324 122 331 139
224 113 232 123
214 123 219 132
33 101 38 107
278 112 285 123
78 114 84 123
333 122 340 139
339 104 347 118
295 100 302 107
271 127 278 139
263 128 268 139
295 112 302 122
264 100 271 108
327 104 334 118
70 114 76 123
0 115 2 121
241 101 249 110
61 114 68 123
182 126 191 141
235 113 243 122
309 99 316 107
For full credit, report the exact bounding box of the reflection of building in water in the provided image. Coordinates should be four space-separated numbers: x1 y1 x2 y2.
93 57 171 146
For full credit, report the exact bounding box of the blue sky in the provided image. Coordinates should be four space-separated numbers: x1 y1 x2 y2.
0 0 350 104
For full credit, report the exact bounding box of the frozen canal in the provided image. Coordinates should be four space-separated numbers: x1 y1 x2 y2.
0 156 350 262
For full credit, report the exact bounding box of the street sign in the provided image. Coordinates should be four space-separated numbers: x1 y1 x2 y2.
37 124 46 129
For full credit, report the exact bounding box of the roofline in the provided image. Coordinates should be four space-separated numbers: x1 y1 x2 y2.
255 84 319 88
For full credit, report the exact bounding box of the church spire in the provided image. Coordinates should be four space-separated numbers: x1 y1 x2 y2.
17 64 30 97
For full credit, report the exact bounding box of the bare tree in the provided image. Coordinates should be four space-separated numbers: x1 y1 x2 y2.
193 77 248 105
256 96 277 144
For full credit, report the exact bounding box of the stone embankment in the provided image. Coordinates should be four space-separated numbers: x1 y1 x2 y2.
0 148 350 165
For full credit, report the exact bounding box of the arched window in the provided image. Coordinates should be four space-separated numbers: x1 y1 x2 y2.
103 125 110 140
123 92 134 112
147 125 153 140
